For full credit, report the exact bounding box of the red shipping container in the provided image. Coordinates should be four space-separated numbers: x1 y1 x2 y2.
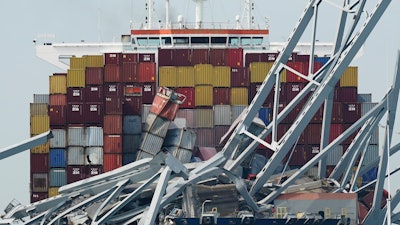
245 53 262 67
286 83 305 102
303 124 322 144
123 96 142 115
334 87 358 102
104 53 122 65
331 102 344 124
104 135 123 153
230 67 249 87
174 49 192 66
176 87 195 109
139 53 155 62
250 83 286 107
261 52 279 62
226 48 243 67
66 165 86 184
150 88 181 121
104 83 123 96
137 62 156 82
209 49 226 66
342 124 359 145
295 54 310 62
85 165 103 178
213 87 230 105
122 62 138 82
30 153 49 173
329 123 343 143
85 85 103 103
122 53 138 63
67 103 84 124
141 82 157 104
49 94 67 106
84 103 103 125
67 87 85 103
192 49 209 65
31 192 48 203
158 49 174 66
124 84 142 96
103 115 123 134
286 62 306 83
105 96 123 115
85 67 104 85
342 102 361 123
285 145 308 166
49 105 67 127
310 105 324 124
104 64 122 82
103 153 123 172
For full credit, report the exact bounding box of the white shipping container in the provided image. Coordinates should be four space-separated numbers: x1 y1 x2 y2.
214 105 231 126
33 94 50 104
50 129 67 148
140 132 164 154
231 105 247 123
85 147 104 165
68 127 85 146
67 146 85 165
86 126 104 146
141 104 152 123
326 145 343 166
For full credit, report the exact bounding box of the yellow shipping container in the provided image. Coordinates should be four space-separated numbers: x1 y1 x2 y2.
30 115 50 135
85 55 104 67
213 66 231 87
49 75 67 94
195 85 213 106
250 62 273 83
159 66 177 87
67 69 86 87
340 66 358 87
48 187 59 197
177 66 195 87
230 87 249 105
30 103 48 116
70 56 87 69
195 64 214 85
31 141 49 153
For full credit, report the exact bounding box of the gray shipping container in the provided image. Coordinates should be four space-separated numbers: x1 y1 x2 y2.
164 146 193 163
33 94 50 104
136 150 155 160
231 105 247 123
214 105 231 126
361 103 379 145
85 147 104 165
141 104 152 123
357 93 372 103
67 146 85 165
49 168 67 187
163 128 196 150
68 127 86 146
143 113 171 137
363 145 379 166
326 145 343 166
123 115 142 135
139 132 164 154
86 126 104 147
50 129 67 148
195 109 214 128
123 134 142 153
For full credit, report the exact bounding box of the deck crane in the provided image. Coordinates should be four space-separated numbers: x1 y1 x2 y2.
1 0 400 224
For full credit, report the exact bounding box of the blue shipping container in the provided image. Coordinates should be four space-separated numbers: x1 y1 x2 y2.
122 153 137 165
123 115 142 135
258 107 271 126
49 148 67 168
315 56 330 65
49 168 67 187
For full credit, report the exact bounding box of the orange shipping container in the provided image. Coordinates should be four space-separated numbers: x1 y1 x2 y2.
138 62 156 82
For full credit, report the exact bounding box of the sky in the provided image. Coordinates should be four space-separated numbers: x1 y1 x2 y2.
0 0 400 213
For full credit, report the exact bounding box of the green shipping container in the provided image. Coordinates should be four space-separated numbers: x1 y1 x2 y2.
195 85 213 106
49 75 67 94
230 87 249 105
195 64 214 85
213 66 231 87
67 69 86 87
159 66 177 87
340 66 358 87
177 66 195 87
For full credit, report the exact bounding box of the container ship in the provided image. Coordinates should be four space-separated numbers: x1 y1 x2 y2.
2 0 391 224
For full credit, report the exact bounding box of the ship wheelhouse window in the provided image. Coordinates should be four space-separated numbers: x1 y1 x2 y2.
211 37 226 44
241 37 252 45
161 37 172 45
148 37 160 46
137 37 148 46
174 37 189 44
229 37 239 46
191 37 209 44
253 37 263 45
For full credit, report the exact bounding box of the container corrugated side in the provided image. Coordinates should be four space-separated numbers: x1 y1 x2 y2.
49 168 67 187
177 66 195 87
30 153 49 173
165 146 192 163
195 85 213 107
176 87 195 109
249 62 273 83
176 109 195 128
340 66 358 87
31 192 48 203
68 127 86 146
142 104 152 123
214 125 230 146
66 166 86 183
49 75 67 94
326 145 343 166
50 129 66 148
103 115 123 135
213 66 231 87
86 126 104 146
34 94 49 104
363 145 379 165
67 69 86 88
85 67 104 85
122 134 141 153
103 153 123 172
48 187 59 197
195 108 214 128
31 141 50 154
213 87 230 105
32 173 48 192
49 148 67 168
104 135 123 154
143 113 171 137
231 105 247 123
123 115 142 135
70 57 87 69
230 87 249 105
85 147 104 165
84 55 104 67
163 128 196 150
67 146 85 165
194 128 216 147
30 115 50 135
140 132 164 154
30 103 48 116
358 93 372 103
214 105 231 126
194 64 214 85
49 94 67 106
159 66 177 87
137 62 156 82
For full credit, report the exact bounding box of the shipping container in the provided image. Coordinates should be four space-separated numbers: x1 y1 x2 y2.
177 66 195 87
214 105 231 126
124 84 142 96
103 115 123 134
302 124 322 145
30 141 50 154
326 145 344 166
245 53 262 67
49 94 67 106
340 66 358 87
49 129 66 148
123 134 141 153
195 108 214 128
84 103 103 125
358 93 372 103
49 148 67 168
104 53 122 65
32 173 48 192
67 87 85 103
66 103 84 124
70 56 86 69
122 153 137 165
31 192 48 203
49 168 67 187
213 87 230 105
30 103 48 116
105 96 123 115
342 102 361 123
30 115 50 135
68 126 86 146
213 66 231 87
149 89 181 121
86 165 103 177
123 96 142 115
158 49 174 66
67 166 86 184
159 66 177 87
331 102 344 124
48 187 59 198
138 53 155 63
85 55 104 67
49 74 67 94
249 62 273 83
226 48 243 67
85 67 104 85
104 83 123 96
214 125 230 146
194 64 214 85
67 146 85 165
136 151 155 160
143 113 171 137
231 105 247 123
122 53 138 63
49 105 66 127
329 123 343 143
176 109 195 128
230 87 248 105
33 94 49 104
209 49 226 66
122 62 138 82
192 49 209 65
137 62 156 82
176 87 195 109
139 132 164 154
195 85 213 106
230 67 249 87
86 147 104 165
286 83 305 102
174 49 192 66
84 85 103 103
166 146 193 163
30 153 49 173
258 107 271 126
195 146 217 160
104 135 123 154
286 62 306 83
104 64 122 83
123 115 142 135
141 82 157 104
194 128 216 147
163 128 196 150
86 126 104 146
335 87 358 102
67 69 85 87
142 104 152 123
